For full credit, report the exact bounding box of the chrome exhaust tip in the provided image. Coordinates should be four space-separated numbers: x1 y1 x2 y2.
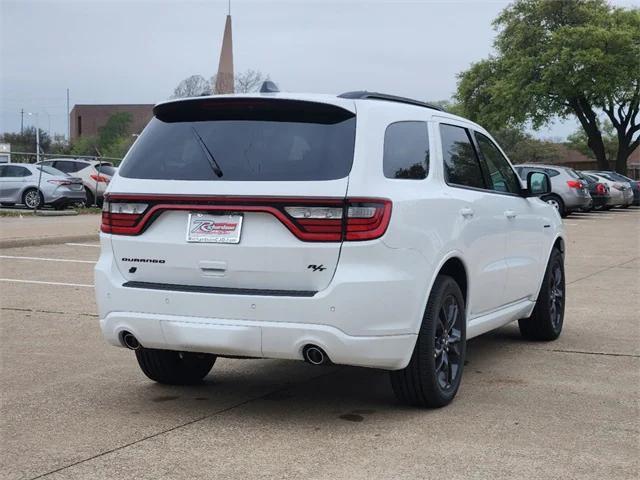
303 345 328 365
122 331 141 350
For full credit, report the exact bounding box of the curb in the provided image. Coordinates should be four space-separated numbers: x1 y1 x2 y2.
0 234 100 249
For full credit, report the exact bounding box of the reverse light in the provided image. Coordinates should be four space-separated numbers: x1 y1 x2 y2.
101 201 149 234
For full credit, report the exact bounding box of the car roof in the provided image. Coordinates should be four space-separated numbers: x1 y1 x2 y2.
154 92 480 129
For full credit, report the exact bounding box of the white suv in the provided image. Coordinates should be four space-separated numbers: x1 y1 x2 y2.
95 92 566 407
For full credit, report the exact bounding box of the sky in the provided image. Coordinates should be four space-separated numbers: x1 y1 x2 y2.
1 0 638 140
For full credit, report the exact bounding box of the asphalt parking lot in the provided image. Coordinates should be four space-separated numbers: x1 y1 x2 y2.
1 208 639 480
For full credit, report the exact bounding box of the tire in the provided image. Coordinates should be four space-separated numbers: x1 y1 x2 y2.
135 348 216 385
390 275 466 408
85 188 95 207
518 248 565 341
22 188 43 209
542 194 566 217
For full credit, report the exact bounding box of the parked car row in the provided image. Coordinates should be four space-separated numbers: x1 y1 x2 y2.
0 160 117 209
514 164 638 217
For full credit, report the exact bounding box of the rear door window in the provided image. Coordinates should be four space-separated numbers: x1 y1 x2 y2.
474 132 520 194
383 121 429 179
440 124 485 189
4 166 31 177
119 99 356 181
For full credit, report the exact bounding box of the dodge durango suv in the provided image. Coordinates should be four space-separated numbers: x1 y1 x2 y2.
95 91 566 408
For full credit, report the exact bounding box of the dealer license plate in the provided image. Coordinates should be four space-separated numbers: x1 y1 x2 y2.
186 213 243 244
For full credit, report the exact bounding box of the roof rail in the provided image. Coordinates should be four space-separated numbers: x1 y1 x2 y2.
337 91 444 111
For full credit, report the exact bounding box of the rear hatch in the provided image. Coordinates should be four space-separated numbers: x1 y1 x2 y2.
104 97 365 294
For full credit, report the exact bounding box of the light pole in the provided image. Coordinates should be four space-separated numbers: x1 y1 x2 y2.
27 112 43 213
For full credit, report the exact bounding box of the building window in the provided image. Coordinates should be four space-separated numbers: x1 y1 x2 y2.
77 116 82 136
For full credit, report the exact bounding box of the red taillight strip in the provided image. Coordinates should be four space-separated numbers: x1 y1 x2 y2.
102 195 392 242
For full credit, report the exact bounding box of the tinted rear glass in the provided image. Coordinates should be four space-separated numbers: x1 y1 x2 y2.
96 165 117 176
119 99 356 181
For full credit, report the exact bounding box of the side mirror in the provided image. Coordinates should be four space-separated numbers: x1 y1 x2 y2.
526 171 551 196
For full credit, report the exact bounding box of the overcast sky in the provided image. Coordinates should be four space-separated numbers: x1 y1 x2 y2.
1 0 637 140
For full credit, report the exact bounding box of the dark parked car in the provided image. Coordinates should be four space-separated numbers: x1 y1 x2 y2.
578 172 610 211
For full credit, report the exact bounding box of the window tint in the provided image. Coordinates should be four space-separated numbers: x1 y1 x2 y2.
566 168 581 179
474 132 520 193
440 124 485 189
53 161 81 173
545 168 560 178
0 165 6 177
96 165 117 176
383 121 429 179
119 99 356 181
4 165 31 177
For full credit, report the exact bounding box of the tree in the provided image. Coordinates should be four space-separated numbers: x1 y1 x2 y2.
566 121 618 162
456 0 640 174
210 69 270 94
171 74 211 98
97 112 132 152
0 127 51 162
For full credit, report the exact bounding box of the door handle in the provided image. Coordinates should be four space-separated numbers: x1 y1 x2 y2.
460 207 474 219
504 210 517 219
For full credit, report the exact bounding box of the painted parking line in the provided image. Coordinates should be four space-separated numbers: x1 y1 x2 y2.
0 255 95 264
0 278 94 288
65 243 100 248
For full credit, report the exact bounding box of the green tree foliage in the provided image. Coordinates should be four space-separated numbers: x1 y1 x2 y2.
456 0 640 174
492 128 562 164
0 127 51 161
97 112 132 152
566 121 618 161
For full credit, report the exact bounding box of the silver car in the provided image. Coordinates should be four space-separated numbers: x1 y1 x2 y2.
0 163 86 209
583 171 634 208
515 164 591 217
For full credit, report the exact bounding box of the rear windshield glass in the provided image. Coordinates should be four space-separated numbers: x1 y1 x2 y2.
96 165 117 176
119 99 356 181
37 165 66 176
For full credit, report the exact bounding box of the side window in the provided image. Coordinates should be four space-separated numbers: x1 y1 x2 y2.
440 124 485 189
383 121 429 179
474 132 520 194
53 161 78 173
4 166 31 177
0 165 6 177
545 168 560 178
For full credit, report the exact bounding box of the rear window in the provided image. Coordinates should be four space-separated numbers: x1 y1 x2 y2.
566 168 581 179
96 165 117 176
119 99 356 181
37 165 67 176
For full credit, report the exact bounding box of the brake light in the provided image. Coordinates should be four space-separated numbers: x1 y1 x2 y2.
595 183 607 195
566 180 583 189
101 195 392 242
101 201 149 233
90 174 110 183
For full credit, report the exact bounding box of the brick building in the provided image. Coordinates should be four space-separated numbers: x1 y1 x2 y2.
70 104 154 141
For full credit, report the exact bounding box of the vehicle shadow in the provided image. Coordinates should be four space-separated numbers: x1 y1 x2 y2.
119 324 529 419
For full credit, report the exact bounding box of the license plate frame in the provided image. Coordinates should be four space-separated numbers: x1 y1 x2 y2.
186 213 243 244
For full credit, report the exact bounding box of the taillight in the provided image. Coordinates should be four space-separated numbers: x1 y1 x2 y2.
282 199 391 241
566 180 583 189
47 179 73 186
90 174 110 183
101 195 392 241
101 201 149 233
595 183 607 195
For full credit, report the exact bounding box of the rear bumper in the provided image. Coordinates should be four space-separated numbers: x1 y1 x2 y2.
100 312 416 370
95 235 427 370
564 192 591 210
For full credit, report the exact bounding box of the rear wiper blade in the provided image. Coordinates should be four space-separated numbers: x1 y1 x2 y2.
190 126 223 178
